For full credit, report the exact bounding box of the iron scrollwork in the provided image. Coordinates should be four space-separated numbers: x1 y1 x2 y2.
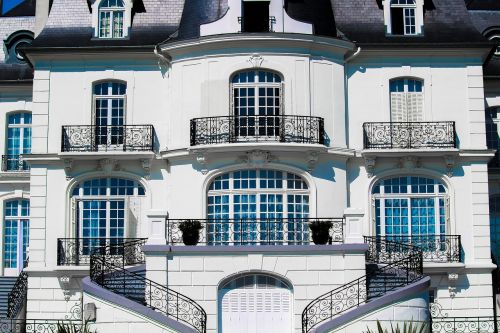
7 271 28 318
1 155 29 172
431 317 497 333
0 319 82 333
363 122 456 149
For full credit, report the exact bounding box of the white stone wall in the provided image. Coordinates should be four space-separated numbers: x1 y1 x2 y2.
145 249 367 333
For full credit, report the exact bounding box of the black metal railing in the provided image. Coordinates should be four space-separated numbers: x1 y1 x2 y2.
0 319 82 332
363 122 456 149
190 115 325 146
166 218 344 245
7 271 28 318
301 237 423 333
238 16 276 32
57 238 147 266
369 235 461 263
61 125 155 152
1 155 29 172
90 240 207 333
431 317 497 332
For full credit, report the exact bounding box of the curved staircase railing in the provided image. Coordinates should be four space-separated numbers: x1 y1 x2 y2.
89 239 207 333
7 271 28 319
301 237 424 333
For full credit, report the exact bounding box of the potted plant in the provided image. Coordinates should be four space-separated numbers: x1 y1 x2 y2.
309 220 333 245
179 220 203 245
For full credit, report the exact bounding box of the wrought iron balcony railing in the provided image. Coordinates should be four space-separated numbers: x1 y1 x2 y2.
0 319 82 332
1 155 29 172
369 235 461 263
363 121 456 149
57 238 147 266
61 125 155 152
431 317 497 333
190 115 325 146
166 218 344 245
238 16 276 32
7 271 27 318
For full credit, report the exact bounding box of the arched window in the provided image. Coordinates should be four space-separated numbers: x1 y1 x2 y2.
231 70 282 140
207 169 309 244
98 0 125 38
219 274 292 332
390 0 417 35
490 196 500 261
390 78 423 122
93 81 126 148
3 199 29 274
4 112 31 172
372 176 448 240
71 177 145 253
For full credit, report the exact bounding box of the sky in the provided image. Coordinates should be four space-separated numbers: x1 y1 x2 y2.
1 0 25 15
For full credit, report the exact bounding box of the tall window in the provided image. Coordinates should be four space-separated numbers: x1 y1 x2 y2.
490 196 500 262
3 199 29 273
390 0 417 35
5 112 31 171
486 107 500 168
390 78 423 122
71 178 145 253
98 0 125 38
207 169 309 244
93 81 126 148
231 71 282 140
372 176 448 240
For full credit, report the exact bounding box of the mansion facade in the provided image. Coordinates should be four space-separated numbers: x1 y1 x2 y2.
0 0 499 332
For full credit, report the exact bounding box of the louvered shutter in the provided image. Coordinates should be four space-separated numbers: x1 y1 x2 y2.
390 92 407 122
406 91 423 122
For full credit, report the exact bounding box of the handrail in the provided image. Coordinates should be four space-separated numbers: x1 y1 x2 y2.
301 237 424 333
7 271 28 318
89 239 207 333
0 319 82 332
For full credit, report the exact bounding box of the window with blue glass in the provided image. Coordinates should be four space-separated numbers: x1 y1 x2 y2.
3 199 29 272
390 78 423 122
5 112 31 171
72 177 144 253
231 70 282 139
372 176 448 248
207 169 309 245
98 0 125 38
489 196 500 261
93 82 126 147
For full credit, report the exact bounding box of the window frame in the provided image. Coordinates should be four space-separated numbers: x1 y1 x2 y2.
385 0 424 37
3 199 29 275
97 0 126 39
389 77 424 122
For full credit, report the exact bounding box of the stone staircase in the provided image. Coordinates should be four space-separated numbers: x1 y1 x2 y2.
0 277 18 318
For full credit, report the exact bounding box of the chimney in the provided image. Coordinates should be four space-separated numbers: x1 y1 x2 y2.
34 0 50 37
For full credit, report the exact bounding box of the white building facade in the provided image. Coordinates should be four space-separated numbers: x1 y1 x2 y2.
0 0 499 332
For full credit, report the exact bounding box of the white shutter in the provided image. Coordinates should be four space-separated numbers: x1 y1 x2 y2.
71 197 78 237
390 92 407 122
406 92 423 122
126 197 141 238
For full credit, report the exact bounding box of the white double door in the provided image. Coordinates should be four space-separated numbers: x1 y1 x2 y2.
220 287 292 333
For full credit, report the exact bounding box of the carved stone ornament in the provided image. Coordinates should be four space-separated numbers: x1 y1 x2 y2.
248 54 264 68
239 150 276 167
63 159 73 180
59 276 72 301
306 151 319 172
141 158 152 179
364 157 376 178
196 150 208 175
398 156 420 169
97 159 118 174
443 155 456 177
448 272 459 298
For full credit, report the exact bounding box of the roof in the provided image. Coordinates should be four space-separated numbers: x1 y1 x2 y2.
0 63 33 82
485 55 500 77
331 0 489 46
30 0 184 48
466 0 500 11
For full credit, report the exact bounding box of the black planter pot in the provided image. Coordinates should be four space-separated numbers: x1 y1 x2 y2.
311 232 329 245
182 231 200 246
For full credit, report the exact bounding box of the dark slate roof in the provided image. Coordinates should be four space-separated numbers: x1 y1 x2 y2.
0 0 36 17
485 56 500 77
331 0 489 46
285 0 337 37
176 0 228 40
0 63 33 82
30 0 183 49
467 0 500 10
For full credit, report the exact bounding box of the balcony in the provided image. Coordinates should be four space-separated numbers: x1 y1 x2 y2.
366 235 462 263
166 218 343 245
190 115 325 146
238 16 276 32
1 155 29 172
57 238 146 266
61 125 155 152
363 122 456 150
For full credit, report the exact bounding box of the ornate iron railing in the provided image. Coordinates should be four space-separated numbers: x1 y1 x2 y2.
57 238 147 266
0 319 82 332
61 125 155 152
6 271 28 318
431 317 497 332
1 155 29 172
190 115 325 146
368 235 462 263
301 238 423 333
90 240 207 333
363 122 456 149
166 218 344 245
238 16 276 32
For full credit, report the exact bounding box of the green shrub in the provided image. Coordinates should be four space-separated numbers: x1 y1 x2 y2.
364 320 427 333
56 321 96 333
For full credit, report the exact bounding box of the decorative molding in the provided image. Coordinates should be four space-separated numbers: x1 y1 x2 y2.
443 155 456 177
63 159 73 180
97 159 118 174
248 54 264 68
364 157 376 177
398 156 420 169
239 150 277 167
141 159 152 179
306 151 319 172
196 150 208 175
448 272 459 298
59 276 72 301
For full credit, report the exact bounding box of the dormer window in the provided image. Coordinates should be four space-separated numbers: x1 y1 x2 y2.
239 0 274 33
384 0 423 36
98 0 125 38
